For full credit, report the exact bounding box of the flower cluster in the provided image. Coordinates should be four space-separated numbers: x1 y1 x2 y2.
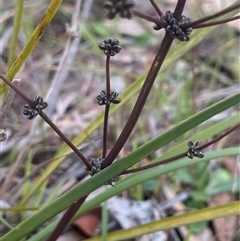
96 90 121 106
99 39 122 56
88 157 102 176
23 96 47 119
88 157 117 185
187 140 204 159
154 10 192 41
103 0 135 19
0 129 7 142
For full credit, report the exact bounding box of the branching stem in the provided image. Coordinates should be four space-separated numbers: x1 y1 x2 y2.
132 9 166 28
198 123 240 150
101 33 174 168
191 15 240 29
184 3 240 29
122 123 240 174
0 73 91 170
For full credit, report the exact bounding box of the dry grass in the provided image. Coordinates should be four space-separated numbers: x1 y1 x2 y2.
0 0 239 240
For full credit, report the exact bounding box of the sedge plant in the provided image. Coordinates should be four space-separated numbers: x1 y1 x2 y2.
0 0 240 240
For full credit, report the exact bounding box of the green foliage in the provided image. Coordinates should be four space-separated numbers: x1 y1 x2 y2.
135 32 155 45
190 221 208 234
88 21 111 38
205 169 240 195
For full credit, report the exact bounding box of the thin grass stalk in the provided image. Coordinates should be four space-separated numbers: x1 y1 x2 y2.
7 0 24 69
0 0 63 95
84 201 240 241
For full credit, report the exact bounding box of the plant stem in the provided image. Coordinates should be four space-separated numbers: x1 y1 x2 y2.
198 123 240 150
102 55 111 158
101 33 174 168
39 112 91 170
122 123 240 174
105 55 111 96
102 106 110 158
191 15 240 29
173 0 186 20
7 0 24 70
149 0 163 16
0 73 91 170
132 9 167 28
0 79 20 128
101 0 187 169
121 152 186 174
184 3 240 29
0 73 35 106
46 195 88 241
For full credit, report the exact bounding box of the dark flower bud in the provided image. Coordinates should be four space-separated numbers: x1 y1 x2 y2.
103 0 135 20
99 39 121 56
96 90 121 106
154 10 192 41
96 90 110 106
187 140 204 159
87 157 117 185
108 91 121 104
23 96 48 120
88 157 102 176
0 129 7 142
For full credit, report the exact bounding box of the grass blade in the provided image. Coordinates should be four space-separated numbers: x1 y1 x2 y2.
84 201 240 241
0 0 63 95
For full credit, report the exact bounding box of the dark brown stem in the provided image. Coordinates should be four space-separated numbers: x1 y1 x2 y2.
106 55 111 96
132 9 167 28
173 0 186 20
121 123 240 174
121 152 186 174
102 55 111 158
39 112 91 170
0 73 91 171
102 105 110 158
102 0 187 169
45 195 88 241
198 123 240 150
101 33 174 169
0 73 35 106
0 79 19 128
149 0 163 16
191 15 240 29
184 3 240 29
